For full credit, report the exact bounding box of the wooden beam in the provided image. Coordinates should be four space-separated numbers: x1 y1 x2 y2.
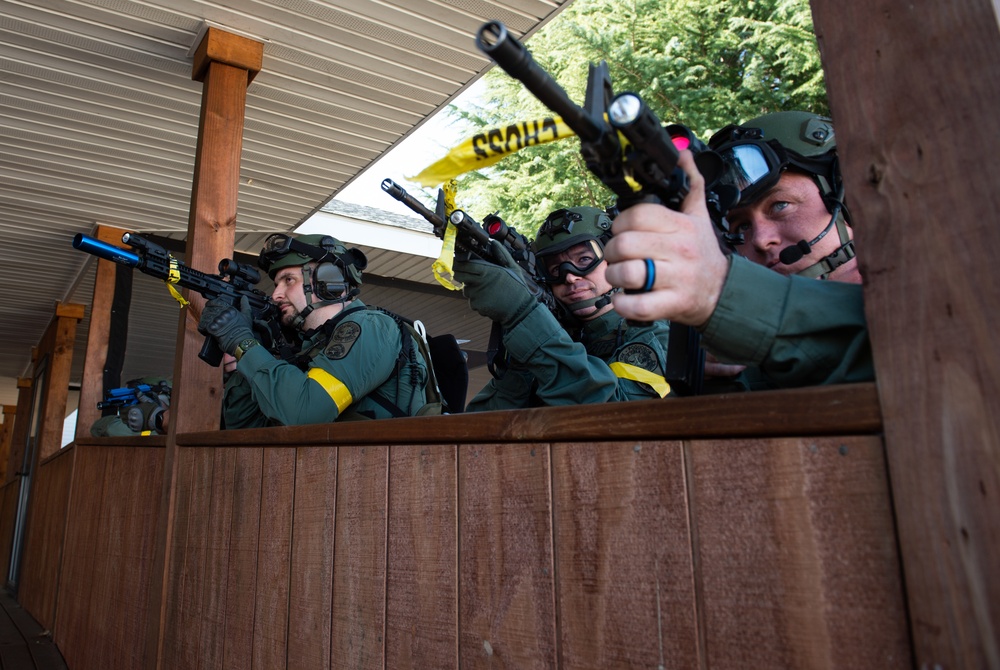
4 380 33 487
0 405 18 484
37 303 84 462
191 26 263 84
178 383 883 447
811 0 1000 665
147 26 262 670
75 225 131 442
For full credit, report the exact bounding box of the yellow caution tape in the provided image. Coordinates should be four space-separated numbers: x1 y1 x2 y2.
431 181 463 290
411 116 578 187
166 257 190 307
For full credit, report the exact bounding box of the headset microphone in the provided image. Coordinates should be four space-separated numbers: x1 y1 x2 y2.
779 240 812 265
777 204 841 266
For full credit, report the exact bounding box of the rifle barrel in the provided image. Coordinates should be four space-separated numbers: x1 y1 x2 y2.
73 234 141 267
475 21 603 143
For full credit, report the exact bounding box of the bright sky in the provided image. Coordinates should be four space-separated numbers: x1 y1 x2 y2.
325 81 485 218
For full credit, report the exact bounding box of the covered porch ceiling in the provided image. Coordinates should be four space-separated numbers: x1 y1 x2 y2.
0 0 571 387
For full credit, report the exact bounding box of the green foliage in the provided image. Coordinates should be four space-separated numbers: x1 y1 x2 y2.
441 0 828 233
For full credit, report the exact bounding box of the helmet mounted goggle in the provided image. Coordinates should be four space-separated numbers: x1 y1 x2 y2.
710 124 839 211
259 233 331 272
535 209 607 284
259 233 366 281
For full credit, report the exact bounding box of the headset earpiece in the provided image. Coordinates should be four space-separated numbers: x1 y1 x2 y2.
313 262 348 301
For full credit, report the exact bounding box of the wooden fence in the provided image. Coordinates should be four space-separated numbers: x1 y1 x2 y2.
5 383 912 669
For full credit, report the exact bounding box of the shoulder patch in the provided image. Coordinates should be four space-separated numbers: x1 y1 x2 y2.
325 321 362 360
617 343 659 371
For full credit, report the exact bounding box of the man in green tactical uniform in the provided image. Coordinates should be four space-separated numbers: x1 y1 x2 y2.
455 206 673 411
604 111 873 389
90 377 171 437
198 233 434 427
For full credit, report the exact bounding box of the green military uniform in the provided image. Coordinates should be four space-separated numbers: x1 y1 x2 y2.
466 301 671 411
223 300 431 427
701 256 874 389
91 415 146 437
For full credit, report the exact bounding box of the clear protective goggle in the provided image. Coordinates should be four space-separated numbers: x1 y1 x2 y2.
715 139 790 208
539 239 605 284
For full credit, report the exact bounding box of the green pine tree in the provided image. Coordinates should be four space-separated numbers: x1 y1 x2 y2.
435 0 827 234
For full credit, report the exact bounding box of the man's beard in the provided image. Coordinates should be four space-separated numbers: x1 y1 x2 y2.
279 303 300 327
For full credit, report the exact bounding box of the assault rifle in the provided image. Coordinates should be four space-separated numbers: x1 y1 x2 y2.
474 21 733 395
97 383 164 411
381 178 554 378
73 232 294 367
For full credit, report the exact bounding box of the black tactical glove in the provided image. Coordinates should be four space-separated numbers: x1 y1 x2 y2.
453 241 537 328
198 296 255 356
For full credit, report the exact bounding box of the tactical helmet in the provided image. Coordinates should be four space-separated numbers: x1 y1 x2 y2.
259 233 366 287
709 111 841 211
532 207 614 284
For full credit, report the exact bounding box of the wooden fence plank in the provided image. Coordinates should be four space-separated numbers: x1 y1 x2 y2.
100 447 161 667
458 443 556 668
114 447 164 669
688 436 911 669
331 446 389 670
222 448 263 670
0 483 18 593
17 448 74 629
288 446 338 670
551 440 698 668
163 447 214 669
252 448 294 670
201 448 237 668
53 447 107 670
385 444 458 670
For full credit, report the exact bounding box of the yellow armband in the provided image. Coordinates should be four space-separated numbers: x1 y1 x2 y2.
307 368 354 413
609 362 670 398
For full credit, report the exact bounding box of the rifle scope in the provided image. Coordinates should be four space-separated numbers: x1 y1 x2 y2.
219 258 261 285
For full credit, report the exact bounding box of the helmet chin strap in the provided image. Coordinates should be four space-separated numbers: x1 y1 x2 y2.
562 287 618 319
782 206 855 280
775 203 855 280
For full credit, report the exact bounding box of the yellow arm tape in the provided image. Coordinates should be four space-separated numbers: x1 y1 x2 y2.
165 257 190 307
410 116 577 187
307 367 354 413
608 362 671 398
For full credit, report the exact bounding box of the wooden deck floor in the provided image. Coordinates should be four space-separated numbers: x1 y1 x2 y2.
0 591 66 670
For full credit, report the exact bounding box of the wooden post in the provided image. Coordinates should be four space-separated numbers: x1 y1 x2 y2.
811 0 1000 666
145 26 263 670
170 26 263 436
75 225 132 442
37 304 85 461
5 380 33 487
0 405 19 484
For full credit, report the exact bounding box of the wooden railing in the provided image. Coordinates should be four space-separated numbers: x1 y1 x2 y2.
12 383 912 669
